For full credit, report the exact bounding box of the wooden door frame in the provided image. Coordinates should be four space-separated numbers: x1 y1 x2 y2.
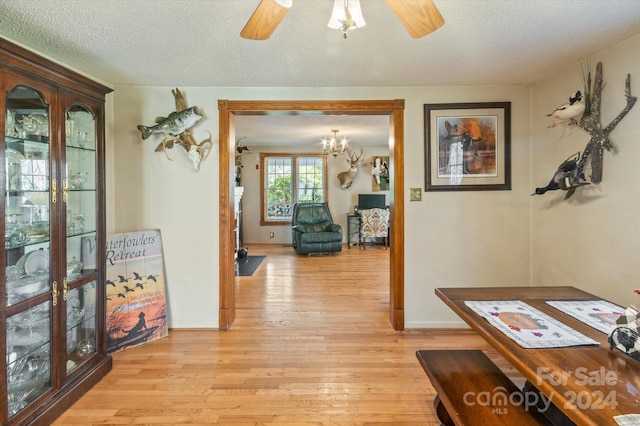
218 99 405 330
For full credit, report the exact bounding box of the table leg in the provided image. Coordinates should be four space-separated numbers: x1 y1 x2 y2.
433 395 455 426
522 381 575 426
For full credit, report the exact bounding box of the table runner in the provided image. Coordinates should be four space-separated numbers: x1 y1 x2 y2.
465 300 599 348
546 300 624 334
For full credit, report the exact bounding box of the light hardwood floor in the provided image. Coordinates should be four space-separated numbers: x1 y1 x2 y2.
54 244 507 425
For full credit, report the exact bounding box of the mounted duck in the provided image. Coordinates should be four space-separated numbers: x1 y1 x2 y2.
531 152 589 199
547 91 585 128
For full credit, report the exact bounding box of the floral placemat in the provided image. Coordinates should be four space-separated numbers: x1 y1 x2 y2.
465 300 600 348
546 300 624 334
615 414 640 426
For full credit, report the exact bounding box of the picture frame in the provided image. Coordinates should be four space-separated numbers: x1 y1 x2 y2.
424 102 511 191
371 155 389 192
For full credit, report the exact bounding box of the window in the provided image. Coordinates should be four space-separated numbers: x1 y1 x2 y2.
260 153 327 225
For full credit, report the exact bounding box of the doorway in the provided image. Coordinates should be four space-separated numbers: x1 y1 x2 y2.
218 99 405 331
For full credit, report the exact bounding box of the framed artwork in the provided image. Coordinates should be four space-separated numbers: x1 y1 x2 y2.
424 102 511 191
371 155 389 191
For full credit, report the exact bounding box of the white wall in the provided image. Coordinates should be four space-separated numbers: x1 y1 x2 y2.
111 85 531 328
239 144 390 245
530 34 640 307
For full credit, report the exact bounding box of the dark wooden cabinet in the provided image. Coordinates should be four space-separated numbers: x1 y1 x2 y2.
1 38 112 425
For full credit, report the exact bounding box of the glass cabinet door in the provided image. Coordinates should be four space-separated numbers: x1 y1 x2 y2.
5 85 52 418
65 282 97 373
6 302 51 417
64 105 98 373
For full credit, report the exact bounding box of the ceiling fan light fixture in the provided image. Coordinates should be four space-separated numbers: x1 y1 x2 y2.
328 0 366 38
385 0 444 39
274 0 293 8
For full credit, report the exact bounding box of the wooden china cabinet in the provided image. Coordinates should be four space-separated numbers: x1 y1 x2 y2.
1 38 112 424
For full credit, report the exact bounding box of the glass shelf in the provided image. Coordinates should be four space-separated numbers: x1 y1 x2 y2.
6 301 52 418
5 135 49 145
65 282 97 374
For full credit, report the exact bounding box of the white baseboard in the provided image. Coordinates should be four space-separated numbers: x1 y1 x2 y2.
168 319 218 329
167 319 469 330
404 320 470 329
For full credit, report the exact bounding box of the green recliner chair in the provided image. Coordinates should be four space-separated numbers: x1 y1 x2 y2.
291 202 343 255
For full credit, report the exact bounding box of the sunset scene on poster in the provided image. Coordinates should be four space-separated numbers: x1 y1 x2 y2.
105 230 168 353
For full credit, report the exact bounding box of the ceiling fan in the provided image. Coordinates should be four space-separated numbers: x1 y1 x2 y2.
240 0 444 40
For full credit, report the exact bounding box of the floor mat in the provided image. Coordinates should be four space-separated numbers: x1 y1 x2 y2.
235 255 266 277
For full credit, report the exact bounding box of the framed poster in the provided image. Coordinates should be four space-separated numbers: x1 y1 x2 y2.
424 102 511 191
105 229 168 353
371 155 389 191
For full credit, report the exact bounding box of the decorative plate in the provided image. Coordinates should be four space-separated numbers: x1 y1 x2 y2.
24 249 49 275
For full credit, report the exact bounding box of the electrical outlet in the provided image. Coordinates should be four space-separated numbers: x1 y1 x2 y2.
269 232 275 238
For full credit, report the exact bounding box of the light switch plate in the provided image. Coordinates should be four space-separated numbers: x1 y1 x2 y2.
410 188 422 201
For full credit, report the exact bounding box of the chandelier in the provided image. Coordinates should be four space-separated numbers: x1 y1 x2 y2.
322 129 348 157
328 0 366 39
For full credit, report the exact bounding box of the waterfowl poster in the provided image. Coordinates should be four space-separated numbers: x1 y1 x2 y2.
105 229 168 353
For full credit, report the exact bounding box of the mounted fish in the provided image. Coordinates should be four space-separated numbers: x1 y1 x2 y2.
136 88 213 171
137 106 202 140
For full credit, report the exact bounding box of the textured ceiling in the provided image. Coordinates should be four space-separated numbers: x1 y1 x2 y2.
2 0 640 88
2 0 639 147
235 114 390 148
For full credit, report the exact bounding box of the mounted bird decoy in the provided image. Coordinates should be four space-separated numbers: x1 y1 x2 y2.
531 152 589 200
240 0 444 40
546 90 585 128
235 137 250 154
535 62 636 200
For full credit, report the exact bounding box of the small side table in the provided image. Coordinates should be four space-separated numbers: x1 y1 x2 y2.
346 213 361 249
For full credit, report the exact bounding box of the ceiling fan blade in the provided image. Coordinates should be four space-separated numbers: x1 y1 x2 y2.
240 0 293 40
385 0 444 39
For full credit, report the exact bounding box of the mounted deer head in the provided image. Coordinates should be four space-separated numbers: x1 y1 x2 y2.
337 147 364 189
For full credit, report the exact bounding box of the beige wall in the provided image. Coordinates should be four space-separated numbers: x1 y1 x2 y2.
111 85 531 328
239 144 391 245
109 34 640 329
10 33 640 330
530 34 640 307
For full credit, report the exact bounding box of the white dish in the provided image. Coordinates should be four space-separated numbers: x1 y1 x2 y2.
8 276 48 296
13 330 47 347
14 252 29 274
28 232 49 242
24 249 49 275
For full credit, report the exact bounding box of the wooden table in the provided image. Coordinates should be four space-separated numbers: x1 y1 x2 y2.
436 286 640 426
